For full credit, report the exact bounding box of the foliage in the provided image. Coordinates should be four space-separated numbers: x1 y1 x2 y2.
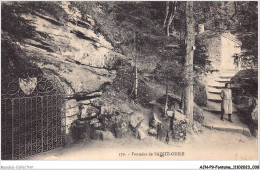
231 69 258 98
1 36 42 77
71 1 166 56
193 78 207 107
1 2 36 42
193 36 211 72
194 2 236 31
2 2 35 75
231 1 258 67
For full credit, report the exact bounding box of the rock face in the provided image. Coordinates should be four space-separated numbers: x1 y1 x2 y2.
64 99 78 110
96 130 115 140
174 110 186 121
148 128 157 136
80 105 100 119
136 128 147 140
2 1 129 145
90 118 99 125
100 105 119 116
129 112 144 128
5 2 125 95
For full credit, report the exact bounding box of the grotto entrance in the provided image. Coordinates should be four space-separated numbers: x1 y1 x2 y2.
1 71 66 160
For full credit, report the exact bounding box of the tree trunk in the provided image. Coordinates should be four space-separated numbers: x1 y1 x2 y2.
184 1 195 128
134 32 138 100
135 61 138 99
163 2 177 116
230 1 238 21
163 1 177 36
163 2 170 27
166 2 177 36
164 82 168 117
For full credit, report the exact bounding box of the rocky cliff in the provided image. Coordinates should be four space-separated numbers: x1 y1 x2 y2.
2 1 126 95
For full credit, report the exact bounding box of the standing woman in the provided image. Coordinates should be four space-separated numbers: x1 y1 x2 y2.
220 83 233 122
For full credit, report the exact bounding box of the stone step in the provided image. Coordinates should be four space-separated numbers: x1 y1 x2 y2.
216 75 231 79
203 124 251 137
208 87 222 93
221 71 237 73
208 85 225 89
219 76 233 79
208 91 221 95
219 74 236 78
207 93 222 100
205 101 221 112
208 99 222 104
217 70 235 74
207 81 226 87
221 70 237 72
214 77 231 82
208 71 236 77
206 100 237 112
216 80 231 84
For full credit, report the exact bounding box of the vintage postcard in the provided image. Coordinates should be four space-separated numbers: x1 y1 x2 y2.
1 1 258 169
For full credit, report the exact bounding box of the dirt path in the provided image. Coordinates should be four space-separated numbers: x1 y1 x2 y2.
28 126 257 161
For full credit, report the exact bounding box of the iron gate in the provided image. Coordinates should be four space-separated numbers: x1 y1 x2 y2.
1 73 66 160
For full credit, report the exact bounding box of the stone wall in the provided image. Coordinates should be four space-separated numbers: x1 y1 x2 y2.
61 93 150 144
62 99 80 134
197 31 241 71
208 36 222 71
221 33 242 70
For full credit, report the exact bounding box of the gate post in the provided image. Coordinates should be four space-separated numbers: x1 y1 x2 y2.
11 99 14 160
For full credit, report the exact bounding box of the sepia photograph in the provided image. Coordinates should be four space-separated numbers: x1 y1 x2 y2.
1 0 258 168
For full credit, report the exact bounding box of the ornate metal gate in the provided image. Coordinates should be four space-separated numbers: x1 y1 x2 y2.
1 73 66 160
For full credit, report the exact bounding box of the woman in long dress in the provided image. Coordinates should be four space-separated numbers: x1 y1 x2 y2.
220 83 233 122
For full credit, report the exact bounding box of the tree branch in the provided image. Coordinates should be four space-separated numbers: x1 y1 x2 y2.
163 1 170 28
163 1 177 36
